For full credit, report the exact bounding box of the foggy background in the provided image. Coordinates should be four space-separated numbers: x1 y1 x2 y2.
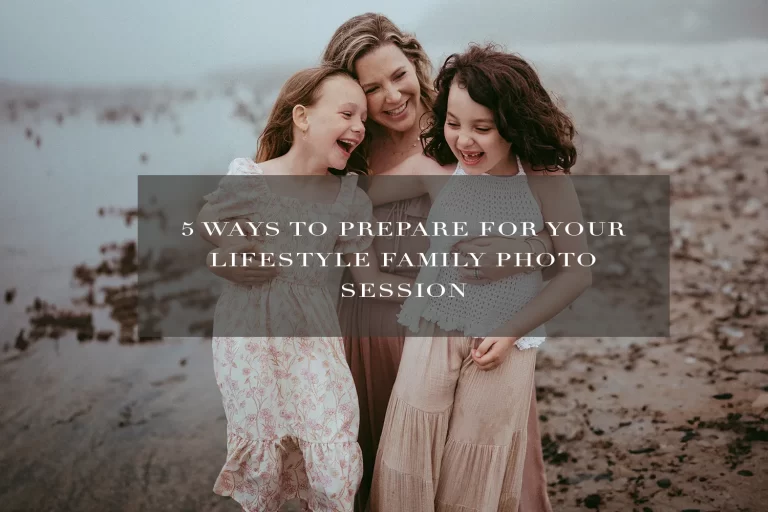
2 0 768 85
1 1 766 511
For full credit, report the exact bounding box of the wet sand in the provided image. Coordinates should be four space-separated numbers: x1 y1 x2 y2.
0 337 239 512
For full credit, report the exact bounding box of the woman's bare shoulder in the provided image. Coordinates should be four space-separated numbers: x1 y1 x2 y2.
380 153 455 177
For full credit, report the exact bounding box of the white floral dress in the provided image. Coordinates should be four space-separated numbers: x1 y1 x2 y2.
206 158 372 512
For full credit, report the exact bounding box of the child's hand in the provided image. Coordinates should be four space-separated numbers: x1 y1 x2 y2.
471 336 518 371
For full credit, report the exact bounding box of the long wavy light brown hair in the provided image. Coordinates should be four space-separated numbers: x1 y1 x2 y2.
423 44 577 172
321 13 435 130
254 66 369 175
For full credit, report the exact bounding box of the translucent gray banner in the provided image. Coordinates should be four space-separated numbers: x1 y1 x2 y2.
138 174 670 339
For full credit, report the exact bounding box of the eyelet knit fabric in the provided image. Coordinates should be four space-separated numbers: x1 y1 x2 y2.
397 156 547 348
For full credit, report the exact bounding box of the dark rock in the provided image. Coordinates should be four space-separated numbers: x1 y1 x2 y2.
96 330 113 342
681 430 698 442
584 493 602 509
14 329 28 351
542 434 571 465
629 446 656 454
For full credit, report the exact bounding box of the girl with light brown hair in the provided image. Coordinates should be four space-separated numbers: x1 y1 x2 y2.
201 66 412 512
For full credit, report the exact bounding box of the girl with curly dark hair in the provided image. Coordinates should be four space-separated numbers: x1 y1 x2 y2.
365 44 591 511
422 44 577 172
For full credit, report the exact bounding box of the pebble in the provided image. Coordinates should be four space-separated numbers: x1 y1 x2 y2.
742 197 761 217
719 326 744 338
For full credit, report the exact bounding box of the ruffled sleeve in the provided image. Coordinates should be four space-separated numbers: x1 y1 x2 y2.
334 177 375 255
202 158 266 221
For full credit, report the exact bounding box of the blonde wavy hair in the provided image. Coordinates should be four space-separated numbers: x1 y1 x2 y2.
321 13 434 116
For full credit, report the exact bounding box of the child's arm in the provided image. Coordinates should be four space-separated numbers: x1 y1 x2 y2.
502 173 591 333
473 172 591 367
199 157 270 248
493 173 591 335
343 246 414 303
205 242 279 286
199 159 279 282
196 202 279 283
197 203 255 248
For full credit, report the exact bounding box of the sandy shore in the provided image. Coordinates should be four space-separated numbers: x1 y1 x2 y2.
0 337 240 512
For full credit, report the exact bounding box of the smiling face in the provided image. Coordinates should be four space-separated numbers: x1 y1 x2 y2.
303 75 367 170
354 43 421 134
444 80 515 175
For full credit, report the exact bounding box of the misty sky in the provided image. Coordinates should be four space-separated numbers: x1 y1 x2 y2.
3 1 765 86
0 0 437 86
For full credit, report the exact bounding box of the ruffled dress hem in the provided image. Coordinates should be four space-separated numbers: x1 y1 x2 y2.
214 431 363 512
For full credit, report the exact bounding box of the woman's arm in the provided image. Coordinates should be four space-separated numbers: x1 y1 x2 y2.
452 229 560 283
343 245 414 303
